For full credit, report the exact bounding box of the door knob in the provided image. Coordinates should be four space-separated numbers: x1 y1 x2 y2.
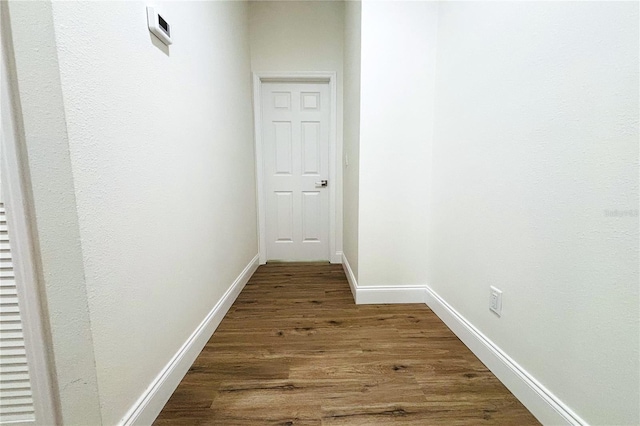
315 180 328 188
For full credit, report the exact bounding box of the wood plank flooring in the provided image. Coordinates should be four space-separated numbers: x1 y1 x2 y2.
154 263 539 425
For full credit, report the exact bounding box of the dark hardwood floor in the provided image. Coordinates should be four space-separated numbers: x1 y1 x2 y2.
154 263 539 425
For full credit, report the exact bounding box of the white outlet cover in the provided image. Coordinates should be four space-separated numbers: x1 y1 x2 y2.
489 286 502 317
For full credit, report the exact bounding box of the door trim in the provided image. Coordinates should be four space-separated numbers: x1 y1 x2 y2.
1 17 59 424
252 72 341 264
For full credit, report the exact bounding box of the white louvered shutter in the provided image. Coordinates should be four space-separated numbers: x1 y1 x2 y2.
0 200 35 424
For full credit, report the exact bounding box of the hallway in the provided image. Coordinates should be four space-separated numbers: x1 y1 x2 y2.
1 0 637 423
154 264 538 425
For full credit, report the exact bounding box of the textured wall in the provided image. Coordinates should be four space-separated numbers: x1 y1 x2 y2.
358 1 439 287
342 0 361 279
48 1 257 424
249 1 344 75
5 2 103 424
429 2 639 423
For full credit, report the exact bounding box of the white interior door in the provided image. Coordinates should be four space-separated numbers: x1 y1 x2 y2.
261 82 330 261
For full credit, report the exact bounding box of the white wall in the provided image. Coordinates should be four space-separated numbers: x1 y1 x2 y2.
358 1 438 287
5 2 103 423
343 0 361 279
429 2 639 424
249 1 344 76
9 1 258 424
249 0 344 261
351 1 638 422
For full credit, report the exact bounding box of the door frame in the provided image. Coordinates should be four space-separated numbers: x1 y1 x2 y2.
252 72 341 264
1 20 59 424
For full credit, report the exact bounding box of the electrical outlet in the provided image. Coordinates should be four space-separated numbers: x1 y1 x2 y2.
489 286 502 317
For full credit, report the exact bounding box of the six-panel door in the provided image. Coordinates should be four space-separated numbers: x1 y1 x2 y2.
262 82 330 261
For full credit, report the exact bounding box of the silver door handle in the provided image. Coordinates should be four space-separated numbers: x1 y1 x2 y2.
315 180 328 188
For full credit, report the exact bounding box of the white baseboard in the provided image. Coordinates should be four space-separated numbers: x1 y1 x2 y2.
424 287 585 426
341 254 425 304
341 253 357 301
119 254 260 426
331 251 343 264
357 286 425 304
